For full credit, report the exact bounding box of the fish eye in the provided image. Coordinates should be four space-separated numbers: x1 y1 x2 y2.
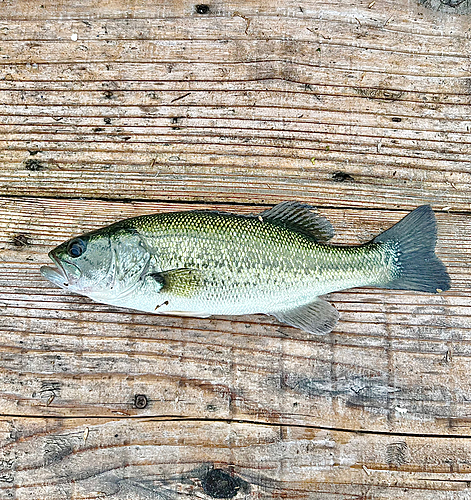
67 238 87 258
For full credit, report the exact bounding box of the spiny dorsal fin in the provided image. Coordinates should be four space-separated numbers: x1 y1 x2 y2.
259 201 334 242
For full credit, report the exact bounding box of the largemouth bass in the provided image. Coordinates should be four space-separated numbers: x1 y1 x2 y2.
41 202 450 335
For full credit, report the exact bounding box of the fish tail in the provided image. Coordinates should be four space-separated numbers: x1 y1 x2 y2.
374 205 451 293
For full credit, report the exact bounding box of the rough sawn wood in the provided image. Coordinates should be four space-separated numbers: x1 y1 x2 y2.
1 0 471 498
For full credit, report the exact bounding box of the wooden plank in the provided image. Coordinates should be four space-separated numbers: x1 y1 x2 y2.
1 197 469 437
2 0 471 23
2 417 471 499
0 2 470 210
1 0 471 496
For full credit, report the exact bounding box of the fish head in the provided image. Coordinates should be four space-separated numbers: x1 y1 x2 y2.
40 224 152 302
40 230 115 295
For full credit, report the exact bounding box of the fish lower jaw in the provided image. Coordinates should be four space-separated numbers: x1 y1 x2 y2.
40 265 69 289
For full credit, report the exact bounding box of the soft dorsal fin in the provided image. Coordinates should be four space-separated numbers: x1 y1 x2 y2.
259 201 334 242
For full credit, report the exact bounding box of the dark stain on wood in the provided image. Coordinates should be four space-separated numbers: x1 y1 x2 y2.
24 159 46 171
386 441 408 468
44 435 74 465
195 4 210 14
332 171 355 183
11 233 30 247
355 87 404 101
116 463 250 498
283 373 395 411
282 371 465 421
418 0 470 14
201 468 248 498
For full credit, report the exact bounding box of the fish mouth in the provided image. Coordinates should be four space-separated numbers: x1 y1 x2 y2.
40 253 72 289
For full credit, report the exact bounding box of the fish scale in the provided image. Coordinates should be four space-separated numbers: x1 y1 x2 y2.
41 202 451 335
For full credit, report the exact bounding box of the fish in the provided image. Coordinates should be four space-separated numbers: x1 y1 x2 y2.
40 202 451 335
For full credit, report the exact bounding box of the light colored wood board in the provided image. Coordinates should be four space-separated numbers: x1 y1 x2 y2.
0 75 469 103
1 197 469 435
1 89 469 161
1 158 468 211
1 12 470 48
2 88 469 127
1 66 468 104
2 0 470 27
1 3 470 209
1 36 469 80
2 417 471 499
2 10 469 93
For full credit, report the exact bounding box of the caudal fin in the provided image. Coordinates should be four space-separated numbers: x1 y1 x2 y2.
374 205 451 293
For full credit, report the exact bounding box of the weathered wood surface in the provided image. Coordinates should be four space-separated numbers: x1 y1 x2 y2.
4 418 471 499
1 0 471 498
1 0 471 210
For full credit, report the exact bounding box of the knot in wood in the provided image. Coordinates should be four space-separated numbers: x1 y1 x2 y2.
195 4 210 14
201 469 239 499
134 394 148 409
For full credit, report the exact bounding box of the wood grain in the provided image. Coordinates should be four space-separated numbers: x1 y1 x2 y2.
3 417 471 499
1 0 471 497
1 0 470 209
0 197 469 435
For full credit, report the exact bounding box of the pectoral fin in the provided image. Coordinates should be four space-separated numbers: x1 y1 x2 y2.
149 268 204 297
272 298 339 335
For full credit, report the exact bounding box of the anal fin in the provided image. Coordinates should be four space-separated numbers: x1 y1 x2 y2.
272 298 339 335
